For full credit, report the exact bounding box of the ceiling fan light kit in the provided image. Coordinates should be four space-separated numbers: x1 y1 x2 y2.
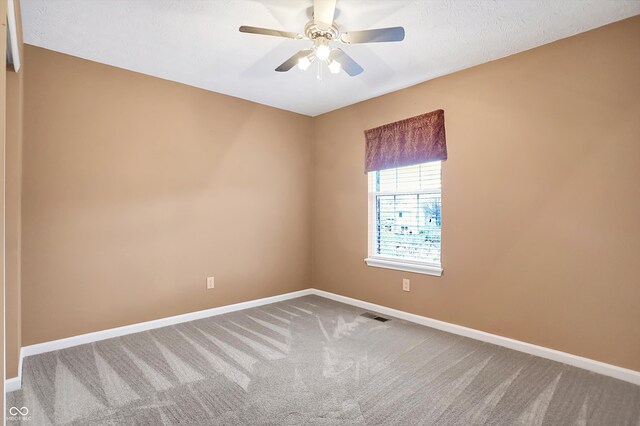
239 0 405 78
298 55 313 71
315 42 331 61
327 58 341 74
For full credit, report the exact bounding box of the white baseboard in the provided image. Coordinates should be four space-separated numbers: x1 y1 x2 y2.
5 376 21 393
312 289 640 386
6 287 639 393
6 288 313 392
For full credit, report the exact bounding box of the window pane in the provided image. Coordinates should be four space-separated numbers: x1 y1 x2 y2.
375 162 441 192
375 194 441 263
370 161 441 265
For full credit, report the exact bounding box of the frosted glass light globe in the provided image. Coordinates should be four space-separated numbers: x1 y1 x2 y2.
298 56 312 70
315 44 331 61
328 59 341 74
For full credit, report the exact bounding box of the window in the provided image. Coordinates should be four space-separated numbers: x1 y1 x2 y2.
366 161 442 276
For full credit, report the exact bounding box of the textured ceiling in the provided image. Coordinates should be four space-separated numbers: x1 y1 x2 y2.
21 0 640 116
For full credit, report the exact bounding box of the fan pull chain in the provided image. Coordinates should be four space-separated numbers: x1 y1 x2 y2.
317 59 322 81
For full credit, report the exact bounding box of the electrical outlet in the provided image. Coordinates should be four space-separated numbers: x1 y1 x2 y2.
207 276 215 289
402 278 410 292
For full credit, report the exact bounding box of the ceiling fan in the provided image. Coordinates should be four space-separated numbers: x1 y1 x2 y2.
239 0 405 77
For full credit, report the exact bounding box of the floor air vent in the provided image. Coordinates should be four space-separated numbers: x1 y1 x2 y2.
360 312 390 322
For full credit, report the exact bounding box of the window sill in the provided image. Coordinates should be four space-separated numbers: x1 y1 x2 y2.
364 257 443 277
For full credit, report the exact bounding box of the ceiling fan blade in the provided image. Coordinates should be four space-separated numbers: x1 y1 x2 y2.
314 0 337 28
331 49 364 76
275 49 314 72
340 27 405 44
239 25 304 40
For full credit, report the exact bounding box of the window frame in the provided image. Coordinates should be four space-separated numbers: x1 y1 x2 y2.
365 162 443 277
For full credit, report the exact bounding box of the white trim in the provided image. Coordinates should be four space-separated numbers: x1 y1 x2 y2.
311 289 640 386
21 289 312 358
367 162 443 277
365 257 443 276
6 0 21 72
6 348 25 393
6 287 640 392
5 376 20 393
5 289 312 391
7 348 25 393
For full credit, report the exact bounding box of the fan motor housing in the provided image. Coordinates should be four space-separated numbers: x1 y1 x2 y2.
305 21 339 40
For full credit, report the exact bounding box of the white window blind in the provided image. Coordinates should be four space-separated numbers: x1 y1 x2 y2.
367 161 442 275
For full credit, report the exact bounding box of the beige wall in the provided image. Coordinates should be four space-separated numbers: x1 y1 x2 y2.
16 16 640 375
312 16 640 371
6 0 24 379
22 45 312 346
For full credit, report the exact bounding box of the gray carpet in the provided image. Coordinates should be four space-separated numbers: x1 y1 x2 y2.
6 295 640 425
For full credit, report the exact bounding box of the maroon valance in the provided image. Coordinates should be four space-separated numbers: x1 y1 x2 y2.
364 109 447 173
